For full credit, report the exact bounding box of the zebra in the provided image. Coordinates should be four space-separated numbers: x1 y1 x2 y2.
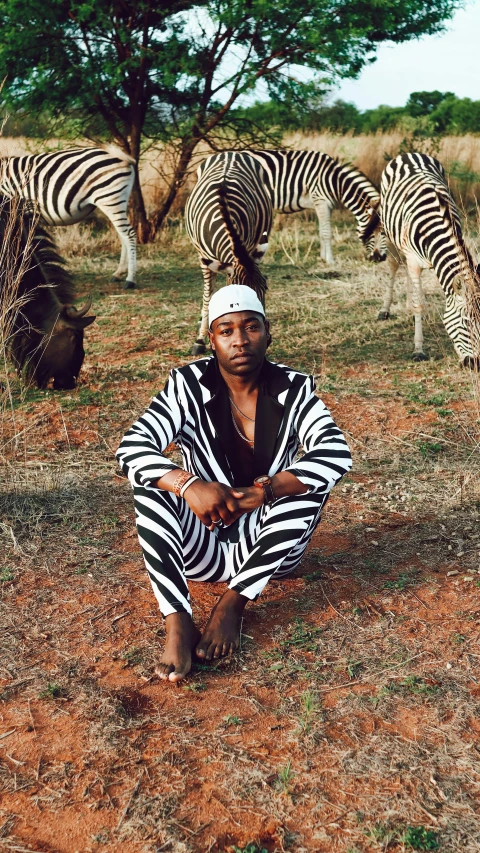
185 151 272 354
0 145 137 289
246 149 386 264
378 153 480 367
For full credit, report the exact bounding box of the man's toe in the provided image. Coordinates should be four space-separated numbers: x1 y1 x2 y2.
168 668 188 682
205 642 218 660
213 643 225 659
155 663 174 680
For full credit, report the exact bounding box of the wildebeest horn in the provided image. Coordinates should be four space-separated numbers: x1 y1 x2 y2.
65 296 92 318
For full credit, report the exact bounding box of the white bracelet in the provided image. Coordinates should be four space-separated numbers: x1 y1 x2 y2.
179 475 199 498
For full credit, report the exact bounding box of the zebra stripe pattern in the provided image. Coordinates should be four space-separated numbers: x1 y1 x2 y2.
133 485 326 616
185 151 272 353
0 146 137 288
380 153 480 366
116 359 351 494
117 357 352 614
248 149 386 264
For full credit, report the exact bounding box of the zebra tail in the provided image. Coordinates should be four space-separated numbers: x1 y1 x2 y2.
217 183 255 273
102 144 136 165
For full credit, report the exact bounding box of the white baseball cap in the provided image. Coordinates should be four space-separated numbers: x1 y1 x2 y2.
208 284 265 328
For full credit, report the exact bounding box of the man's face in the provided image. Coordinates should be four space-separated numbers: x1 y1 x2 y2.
209 311 270 375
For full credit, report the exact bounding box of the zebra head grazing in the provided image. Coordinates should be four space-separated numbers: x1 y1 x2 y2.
247 149 387 264
441 245 480 370
358 201 387 263
412 168 480 368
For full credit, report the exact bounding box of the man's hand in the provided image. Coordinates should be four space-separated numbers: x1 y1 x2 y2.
234 486 265 514
184 480 245 529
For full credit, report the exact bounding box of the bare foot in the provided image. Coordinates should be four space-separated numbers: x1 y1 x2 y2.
155 612 201 683
196 589 248 661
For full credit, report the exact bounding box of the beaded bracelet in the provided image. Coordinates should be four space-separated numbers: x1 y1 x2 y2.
172 470 195 497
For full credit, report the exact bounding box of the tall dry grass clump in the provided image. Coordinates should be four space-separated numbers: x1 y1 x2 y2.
0 195 39 454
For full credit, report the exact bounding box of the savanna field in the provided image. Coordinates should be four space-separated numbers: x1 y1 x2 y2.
1 135 480 853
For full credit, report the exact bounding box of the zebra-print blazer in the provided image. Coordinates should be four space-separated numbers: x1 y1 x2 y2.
116 357 352 493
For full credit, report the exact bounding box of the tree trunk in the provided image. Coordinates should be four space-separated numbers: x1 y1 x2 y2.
148 139 198 238
129 169 151 244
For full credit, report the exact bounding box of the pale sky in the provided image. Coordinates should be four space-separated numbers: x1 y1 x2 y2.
334 1 480 109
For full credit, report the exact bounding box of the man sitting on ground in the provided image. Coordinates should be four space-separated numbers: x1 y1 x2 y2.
116 285 352 682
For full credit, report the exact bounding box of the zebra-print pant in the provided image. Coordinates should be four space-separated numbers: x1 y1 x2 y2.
133 485 327 616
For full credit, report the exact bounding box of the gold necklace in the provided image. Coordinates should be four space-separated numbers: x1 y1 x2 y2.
231 412 254 447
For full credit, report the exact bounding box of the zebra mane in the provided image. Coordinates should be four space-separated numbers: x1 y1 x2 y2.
359 202 382 245
217 183 255 273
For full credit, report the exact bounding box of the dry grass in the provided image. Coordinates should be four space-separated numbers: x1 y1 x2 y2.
0 196 42 469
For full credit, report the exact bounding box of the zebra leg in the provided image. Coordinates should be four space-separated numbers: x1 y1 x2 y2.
112 243 127 281
377 251 399 320
123 226 137 289
191 266 216 355
314 200 334 264
96 200 137 289
407 260 428 361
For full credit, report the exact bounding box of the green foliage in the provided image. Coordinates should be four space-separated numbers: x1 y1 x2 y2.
378 676 438 700
406 90 453 118
383 570 418 590
346 659 362 679
227 846 268 853
39 682 65 699
280 617 322 652
365 822 438 849
239 87 480 137
183 681 207 691
0 566 14 582
295 690 322 734
122 646 142 666
404 825 439 850
397 676 439 696
418 441 443 458
276 759 294 794
223 714 242 725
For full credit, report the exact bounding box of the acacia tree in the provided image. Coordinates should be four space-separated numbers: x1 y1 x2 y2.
0 0 462 241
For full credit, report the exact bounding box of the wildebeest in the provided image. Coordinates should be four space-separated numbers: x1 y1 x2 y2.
0 197 96 389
